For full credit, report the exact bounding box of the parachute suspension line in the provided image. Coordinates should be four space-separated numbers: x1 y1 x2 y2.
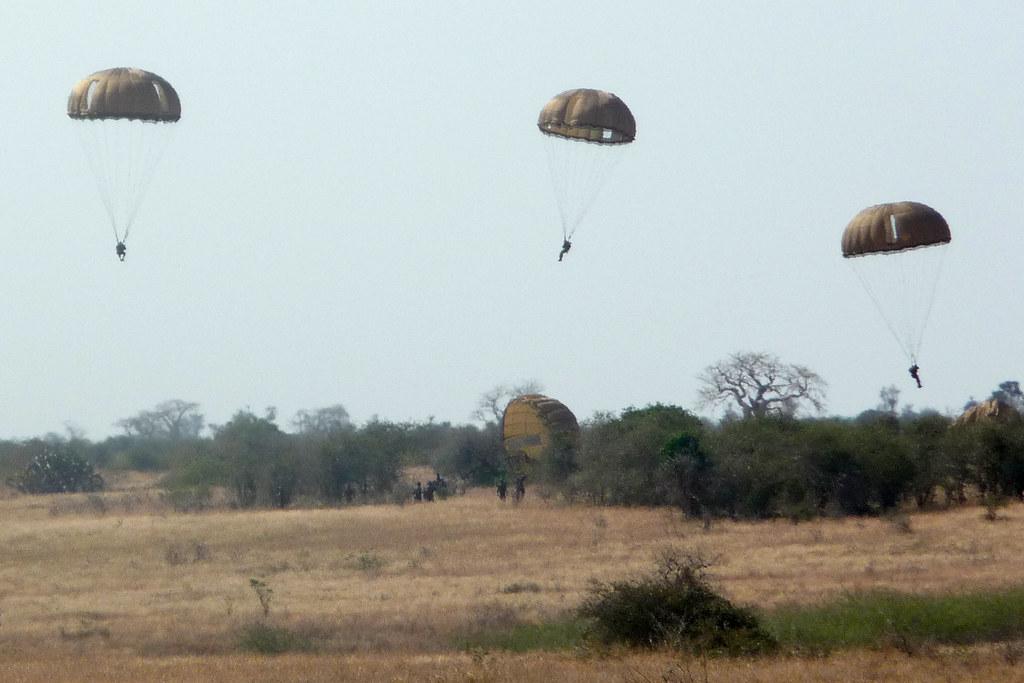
123 120 169 242
121 121 146 242
893 244 942 363
543 138 571 238
77 122 119 242
850 262 914 362
119 122 137 242
77 119 175 245
567 145 619 240
912 245 948 363
543 136 624 241
575 143 621 239
108 123 124 242
848 244 947 365
121 122 141 242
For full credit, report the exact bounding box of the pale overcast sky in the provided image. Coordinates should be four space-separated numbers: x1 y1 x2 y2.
1 1 1021 438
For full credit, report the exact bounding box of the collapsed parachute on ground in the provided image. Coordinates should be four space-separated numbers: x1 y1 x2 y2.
954 398 1022 427
842 201 950 365
501 394 579 469
538 88 635 245
68 68 181 257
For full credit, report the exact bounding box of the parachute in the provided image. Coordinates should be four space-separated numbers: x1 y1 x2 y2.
68 68 181 256
537 88 635 246
501 394 579 470
954 399 1022 427
842 202 950 365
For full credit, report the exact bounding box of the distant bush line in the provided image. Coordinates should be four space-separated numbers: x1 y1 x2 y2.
471 402 1024 520
553 404 1024 519
2 403 1023 518
0 409 495 509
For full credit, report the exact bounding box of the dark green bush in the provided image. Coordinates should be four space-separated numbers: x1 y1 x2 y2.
574 405 704 506
578 551 776 655
7 447 103 494
237 622 312 654
161 455 229 491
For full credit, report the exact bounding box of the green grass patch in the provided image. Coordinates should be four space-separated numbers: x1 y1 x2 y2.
459 619 586 652
237 622 314 654
765 586 1024 653
459 586 1024 655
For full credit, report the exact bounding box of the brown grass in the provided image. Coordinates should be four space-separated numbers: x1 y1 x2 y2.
5 648 1024 683
4 476 1024 679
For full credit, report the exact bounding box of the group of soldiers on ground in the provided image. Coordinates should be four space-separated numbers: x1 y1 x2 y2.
409 471 527 503
496 474 527 503
412 472 449 502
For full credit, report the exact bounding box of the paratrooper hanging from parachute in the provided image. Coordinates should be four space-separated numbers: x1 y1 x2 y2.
68 68 181 261
537 88 635 262
842 201 951 388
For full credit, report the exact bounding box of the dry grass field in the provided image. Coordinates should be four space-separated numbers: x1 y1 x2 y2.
3 473 1024 680
7 648 1024 683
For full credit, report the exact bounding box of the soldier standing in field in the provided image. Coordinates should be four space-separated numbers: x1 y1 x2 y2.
513 475 526 503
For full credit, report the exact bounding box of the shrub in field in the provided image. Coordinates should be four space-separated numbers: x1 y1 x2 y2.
501 582 542 594
165 539 212 565
578 550 776 655
249 578 273 617
345 551 388 574
237 622 312 654
162 485 214 513
574 405 705 506
7 447 103 494
160 451 229 490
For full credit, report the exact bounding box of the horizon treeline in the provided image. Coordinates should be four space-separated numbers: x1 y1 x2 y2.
2 393 1023 519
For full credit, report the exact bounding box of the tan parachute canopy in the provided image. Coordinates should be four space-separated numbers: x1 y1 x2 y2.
954 399 1022 427
538 89 635 144
68 68 181 122
502 394 580 462
842 202 950 258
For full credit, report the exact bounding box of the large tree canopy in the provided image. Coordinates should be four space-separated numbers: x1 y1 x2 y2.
697 351 827 419
115 399 203 440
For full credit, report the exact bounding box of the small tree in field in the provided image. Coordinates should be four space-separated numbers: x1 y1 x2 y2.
8 446 103 494
578 550 776 655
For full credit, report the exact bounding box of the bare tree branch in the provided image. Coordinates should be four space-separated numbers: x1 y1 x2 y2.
115 399 204 439
471 380 544 424
697 352 827 419
292 404 351 435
